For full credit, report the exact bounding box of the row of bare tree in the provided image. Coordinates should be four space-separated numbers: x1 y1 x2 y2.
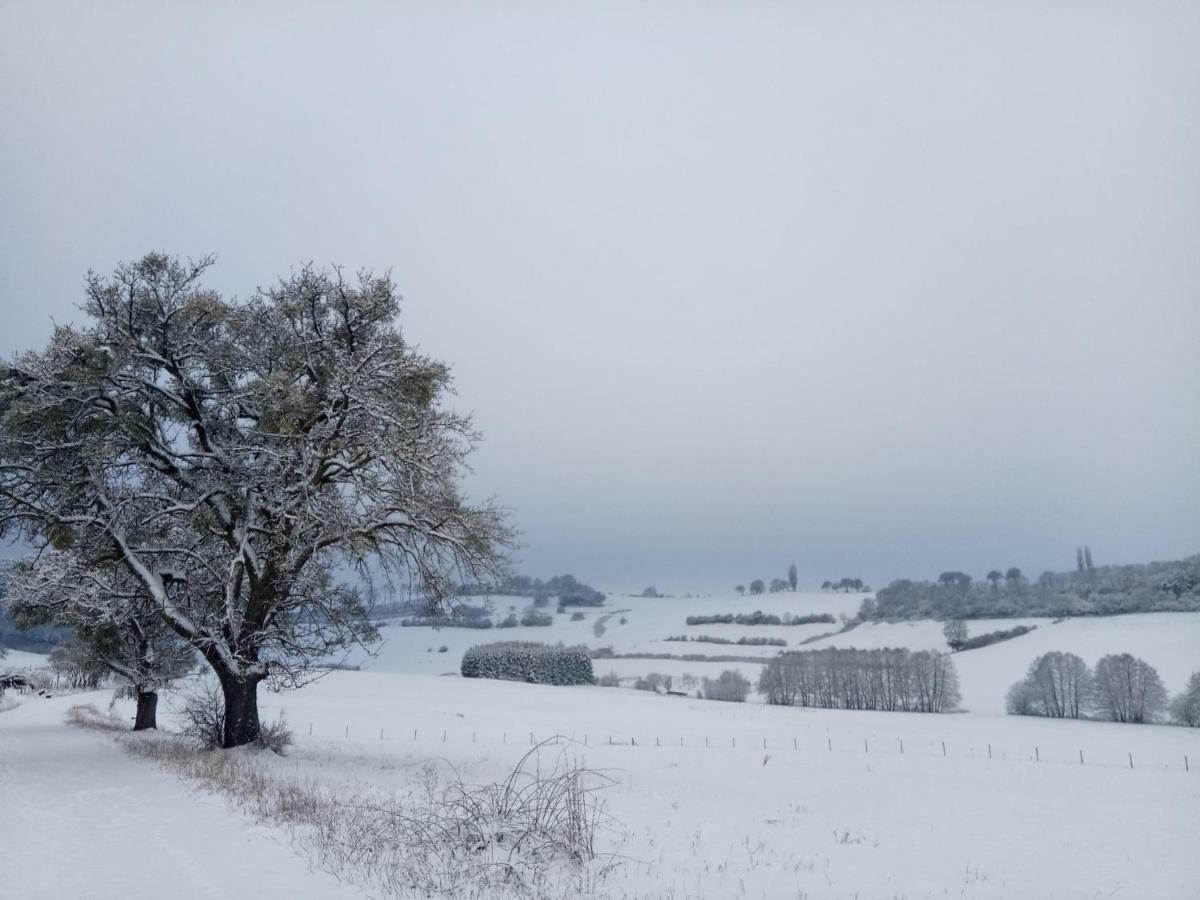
758 647 961 713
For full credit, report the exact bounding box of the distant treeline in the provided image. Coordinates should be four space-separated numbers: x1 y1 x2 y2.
758 648 961 713
456 573 605 607
865 552 1200 620
685 611 835 627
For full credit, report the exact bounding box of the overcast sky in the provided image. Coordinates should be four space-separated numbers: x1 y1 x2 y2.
2 1 1197 592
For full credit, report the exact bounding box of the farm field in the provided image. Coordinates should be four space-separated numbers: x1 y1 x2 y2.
356 590 1200 716
2 666 1198 899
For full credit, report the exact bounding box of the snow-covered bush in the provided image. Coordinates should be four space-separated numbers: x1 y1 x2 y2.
1169 672 1200 727
519 608 553 627
461 641 594 685
596 671 621 687
702 670 751 702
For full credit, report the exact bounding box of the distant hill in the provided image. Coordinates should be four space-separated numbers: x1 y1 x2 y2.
867 553 1200 621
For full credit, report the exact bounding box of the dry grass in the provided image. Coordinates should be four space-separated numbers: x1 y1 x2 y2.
67 704 623 898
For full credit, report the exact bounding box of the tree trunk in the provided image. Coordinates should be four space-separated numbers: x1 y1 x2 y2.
219 673 262 748
133 690 158 730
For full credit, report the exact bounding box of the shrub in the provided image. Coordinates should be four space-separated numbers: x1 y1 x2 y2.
519 609 553 627
461 641 594 686
255 712 294 755
701 670 750 702
437 645 448 653
618 616 627 625
633 672 672 693
570 612 585 621
179 679 226 749
496 613 518 628
596 671 621 687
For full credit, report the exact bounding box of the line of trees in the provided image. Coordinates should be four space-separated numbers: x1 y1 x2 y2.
735 563 801 597
820 578 869 593
1005 651 1192 724
758 647 961 713
866 552 1200 621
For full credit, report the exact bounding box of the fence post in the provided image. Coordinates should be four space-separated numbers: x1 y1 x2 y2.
793 738 797 750
763 738 766 750
309 722 313 736
942 741 946 757
1079 749 1084 765
732 736 735 748
705 736 709 748
443 730 447 743
530 732 534 746
1186 755 1190 772
899 739 904 755
988 743 991 759
864 738 868 754
1035 746 1039 762
828 737 832 752
345 724 349 739
1128 752 1133 769
413 728 417 741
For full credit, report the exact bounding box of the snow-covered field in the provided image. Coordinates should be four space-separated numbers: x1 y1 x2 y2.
3 669 1197 899
357 590 1200 715
3 593 1199 898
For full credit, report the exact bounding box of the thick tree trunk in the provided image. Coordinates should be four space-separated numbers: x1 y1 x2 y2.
133 690 158 730
219 673 262 748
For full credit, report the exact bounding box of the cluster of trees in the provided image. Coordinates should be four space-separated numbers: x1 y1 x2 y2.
1006 651 1198 725
868 553 1200 621
685 611 834 626
820 578 869 593
735 563 800 596
0 255 511 745
457 574 604 607
758 648 961 713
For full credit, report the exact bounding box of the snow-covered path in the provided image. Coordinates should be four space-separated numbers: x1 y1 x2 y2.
0 692 365 900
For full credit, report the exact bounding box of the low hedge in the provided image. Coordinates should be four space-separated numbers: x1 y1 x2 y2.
461 641 594 686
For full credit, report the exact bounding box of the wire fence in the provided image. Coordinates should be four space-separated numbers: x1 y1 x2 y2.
299 720 1194 774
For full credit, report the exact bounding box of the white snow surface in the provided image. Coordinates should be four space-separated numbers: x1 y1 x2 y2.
0 691 363 900
3 592 1199 898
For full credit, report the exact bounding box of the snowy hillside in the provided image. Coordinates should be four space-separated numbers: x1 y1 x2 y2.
356 590 1200 716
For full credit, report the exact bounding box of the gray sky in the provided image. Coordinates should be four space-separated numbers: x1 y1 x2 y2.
2 1 1198 592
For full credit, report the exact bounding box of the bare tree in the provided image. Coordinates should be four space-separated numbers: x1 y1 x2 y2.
942 619 968 650
0 254 512 746
1024 651 1092 718
787 562 798 592
1093 653 1167 723
749 579 765 595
